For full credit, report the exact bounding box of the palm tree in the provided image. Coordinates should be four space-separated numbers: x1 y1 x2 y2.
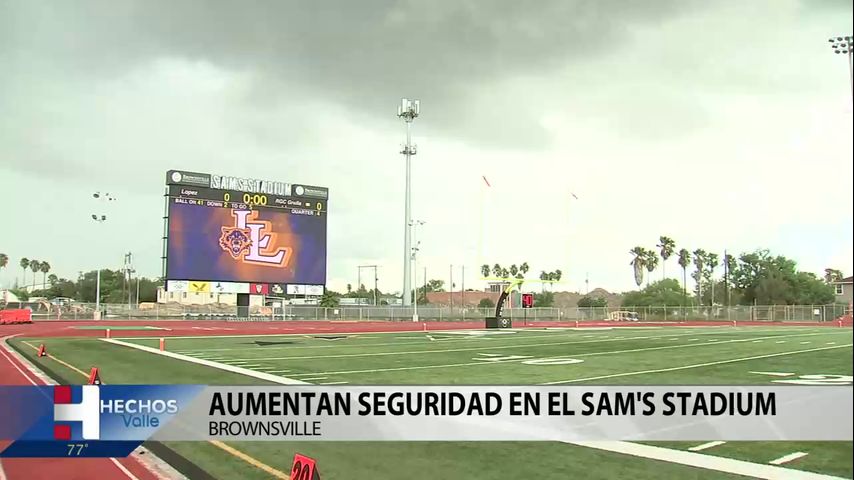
657 236 675 280
492 264 502 278
539 271 548 292
643 249 659 287
706 253 719 306
481 265 490 278
39 261 51 289
509 264 519 277
20 257 29 287
0 253 8 288
346 283 352 295
48 274 58 285
692 249 707 302
677 248 691 298
629 247 646 287
520 262 530 276
29 260 41 292
824 268 844 283
500 268 509 279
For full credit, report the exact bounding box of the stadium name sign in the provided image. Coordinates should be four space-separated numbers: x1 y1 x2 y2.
210 174 289 196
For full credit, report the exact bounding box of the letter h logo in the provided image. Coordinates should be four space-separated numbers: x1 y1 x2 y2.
53 385 100 440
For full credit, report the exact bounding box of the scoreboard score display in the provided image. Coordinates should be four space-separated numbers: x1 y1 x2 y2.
163 170 328 294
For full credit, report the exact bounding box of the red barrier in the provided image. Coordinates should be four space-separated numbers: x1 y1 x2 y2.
0 309 33 325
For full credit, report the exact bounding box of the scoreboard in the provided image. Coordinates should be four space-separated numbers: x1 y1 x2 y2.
167 185 326 217
163 170 328 293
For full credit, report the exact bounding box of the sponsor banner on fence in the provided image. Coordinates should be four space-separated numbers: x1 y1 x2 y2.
1 385 851 457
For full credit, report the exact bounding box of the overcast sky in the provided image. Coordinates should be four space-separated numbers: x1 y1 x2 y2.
1 0 852 294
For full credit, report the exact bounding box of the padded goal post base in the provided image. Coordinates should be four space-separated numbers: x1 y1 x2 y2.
485 317 512 329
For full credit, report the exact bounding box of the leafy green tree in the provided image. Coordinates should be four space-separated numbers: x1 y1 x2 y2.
629 247 646 287
0 253 8 271
621 279 692 309
319 292 339 307
706 253 719 306
478 298 495 308
48 274 58 285
657 236 676 279
577 296 607 308
729 250 834 305
533 291 554 307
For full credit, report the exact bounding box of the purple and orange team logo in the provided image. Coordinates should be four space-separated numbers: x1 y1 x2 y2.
219 210 291 267
219 228 252 259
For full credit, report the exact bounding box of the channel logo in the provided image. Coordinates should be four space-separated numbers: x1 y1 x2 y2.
53 385 100 440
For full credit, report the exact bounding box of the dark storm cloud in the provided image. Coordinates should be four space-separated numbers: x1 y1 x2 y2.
1 0 704 148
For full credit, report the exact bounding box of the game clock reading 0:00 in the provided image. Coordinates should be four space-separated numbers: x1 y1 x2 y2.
222 192 268 206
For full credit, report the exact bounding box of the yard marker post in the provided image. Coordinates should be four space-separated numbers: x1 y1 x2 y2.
290 453 320 479
159 337 165 351
105 328 111 339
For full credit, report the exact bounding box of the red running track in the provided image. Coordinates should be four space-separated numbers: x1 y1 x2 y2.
0 338 164 480
0 318 850 340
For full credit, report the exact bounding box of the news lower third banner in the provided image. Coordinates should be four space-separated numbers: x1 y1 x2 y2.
0 385 851 457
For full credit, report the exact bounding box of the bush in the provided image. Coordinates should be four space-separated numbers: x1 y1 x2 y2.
478 298 495 308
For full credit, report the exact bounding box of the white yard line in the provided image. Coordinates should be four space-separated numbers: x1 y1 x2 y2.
542 344 852 385
688 441 727 451
120 327 808 352
222 330 845 363
99 338 310 385
770 452 809 465
749 372 795 377
569 442 843 480
284 333 846 378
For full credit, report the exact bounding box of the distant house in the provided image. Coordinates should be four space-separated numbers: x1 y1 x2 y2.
832 276 853 305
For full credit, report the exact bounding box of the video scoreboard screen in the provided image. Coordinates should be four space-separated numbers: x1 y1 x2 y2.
163 170 328 293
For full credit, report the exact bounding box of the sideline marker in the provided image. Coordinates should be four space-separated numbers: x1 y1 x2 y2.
290 453 320 480
88 367 101 385
159 338 166 351
105 329 111 339
37 344 46 357
422 322 427 332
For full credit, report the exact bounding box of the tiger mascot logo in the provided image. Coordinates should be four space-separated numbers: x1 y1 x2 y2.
219 227 252 259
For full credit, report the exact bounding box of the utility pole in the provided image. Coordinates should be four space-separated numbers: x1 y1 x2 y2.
358 265 379 305
410 220 425 321
450 264 454 309
461 265 465 308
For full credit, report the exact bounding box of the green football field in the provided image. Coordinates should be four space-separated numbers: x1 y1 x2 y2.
9 325 854 479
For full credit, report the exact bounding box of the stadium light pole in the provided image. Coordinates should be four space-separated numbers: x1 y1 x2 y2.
398 98 420 307
91 192 115 319
410 219 425 321
828 35 854 103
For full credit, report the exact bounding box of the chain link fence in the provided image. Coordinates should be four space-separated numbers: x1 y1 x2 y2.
7 301 850 323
